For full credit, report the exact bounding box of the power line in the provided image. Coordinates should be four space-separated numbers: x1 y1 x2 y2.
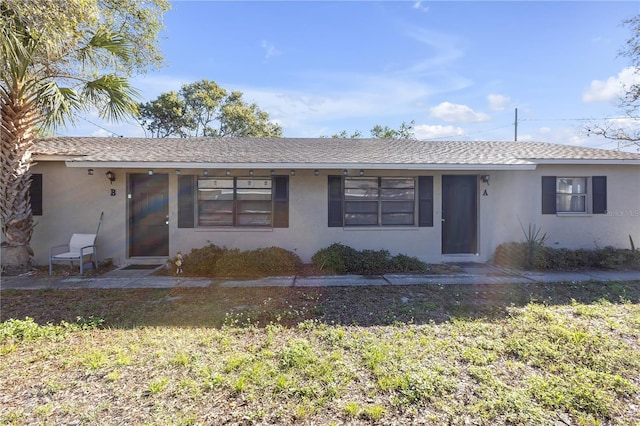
77 116 124 137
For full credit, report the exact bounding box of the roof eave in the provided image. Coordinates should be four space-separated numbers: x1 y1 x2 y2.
531 159 640 165
63 160 537 171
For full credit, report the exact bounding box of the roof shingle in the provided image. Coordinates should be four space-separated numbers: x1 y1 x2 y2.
34 137 640 167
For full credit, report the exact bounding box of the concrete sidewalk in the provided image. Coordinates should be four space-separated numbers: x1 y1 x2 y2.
2 264 639 290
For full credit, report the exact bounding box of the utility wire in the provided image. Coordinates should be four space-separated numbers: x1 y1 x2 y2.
77 116 124 137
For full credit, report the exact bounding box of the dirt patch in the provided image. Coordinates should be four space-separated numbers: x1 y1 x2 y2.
2 280 639 328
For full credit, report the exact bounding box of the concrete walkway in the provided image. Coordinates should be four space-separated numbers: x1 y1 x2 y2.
2 264 639 290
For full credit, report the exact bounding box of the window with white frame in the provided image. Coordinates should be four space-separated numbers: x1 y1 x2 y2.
344 177 415 226
556 177 587 213
197 177 272 226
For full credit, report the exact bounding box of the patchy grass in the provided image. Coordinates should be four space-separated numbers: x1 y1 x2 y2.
1 281 639 424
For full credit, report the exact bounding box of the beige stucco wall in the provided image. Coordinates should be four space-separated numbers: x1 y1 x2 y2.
29 161 640 266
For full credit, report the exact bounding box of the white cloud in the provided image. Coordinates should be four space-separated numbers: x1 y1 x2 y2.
261 40 282 60
412 1 429 12
414 124 465 140
583 67 640 103
429 102 490 123
487 93 510 111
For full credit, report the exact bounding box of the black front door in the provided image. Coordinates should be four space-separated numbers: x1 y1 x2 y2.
442 175 477 254
129 173 169 257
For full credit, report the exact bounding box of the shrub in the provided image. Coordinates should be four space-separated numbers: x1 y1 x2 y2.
215 247 302 278
181 244 228 276
494 243 640 271
311 243 429 275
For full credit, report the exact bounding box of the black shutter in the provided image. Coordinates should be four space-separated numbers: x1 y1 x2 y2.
273 176 289 228
592 176 607 214
418 176 433 227
30 173 43 216
328 175 343 227
542 176 556 214
178 175 195 228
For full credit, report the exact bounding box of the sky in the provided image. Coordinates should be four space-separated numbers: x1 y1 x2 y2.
61 1 640 152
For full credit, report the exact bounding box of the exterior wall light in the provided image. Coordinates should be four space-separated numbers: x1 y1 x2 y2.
175 170 181 175
203 170 208 176
270 169 276 176
148 170 154 176
290 170 296 176
88 168 94 176
105 170 116 184
480 175 490 185
249 169 254 176
343 169 348 176
359 169 365 176
225 169 231 176
314 169 320 176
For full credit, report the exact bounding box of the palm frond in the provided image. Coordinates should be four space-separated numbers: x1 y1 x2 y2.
77 27 132 68
38 82 81 130
82 74 140 122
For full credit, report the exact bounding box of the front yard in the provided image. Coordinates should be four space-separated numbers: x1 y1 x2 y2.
1 281 639 425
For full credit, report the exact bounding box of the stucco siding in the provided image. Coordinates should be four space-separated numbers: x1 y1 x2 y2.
28 161 639 267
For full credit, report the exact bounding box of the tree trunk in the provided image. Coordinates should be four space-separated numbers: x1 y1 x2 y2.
1 82 38 275
1 244 32 275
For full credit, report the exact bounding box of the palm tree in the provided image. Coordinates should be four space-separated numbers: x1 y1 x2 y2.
1 14 139 274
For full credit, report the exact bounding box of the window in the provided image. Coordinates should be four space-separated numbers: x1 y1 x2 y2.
332 176 422 227
542 176 607 215
197 177 272 227
556 177 586 213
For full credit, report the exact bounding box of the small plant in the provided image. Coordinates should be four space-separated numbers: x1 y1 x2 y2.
147 377 169 396
518 218 548 270
343 401 361 417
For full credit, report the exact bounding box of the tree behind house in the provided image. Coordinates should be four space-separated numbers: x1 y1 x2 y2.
137 79 283 138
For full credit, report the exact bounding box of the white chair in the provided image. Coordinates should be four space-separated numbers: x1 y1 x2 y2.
49 234 97 275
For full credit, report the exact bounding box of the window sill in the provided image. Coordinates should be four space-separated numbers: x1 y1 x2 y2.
556 212 592 217
194 227 274 232
343 226 418 231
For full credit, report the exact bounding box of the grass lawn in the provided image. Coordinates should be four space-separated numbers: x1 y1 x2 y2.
1 281 639 425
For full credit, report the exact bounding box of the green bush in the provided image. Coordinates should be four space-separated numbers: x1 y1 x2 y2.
494 243 640 271
177 244 301 278
215 247 302 278
311 243 428 275
181 244 228 276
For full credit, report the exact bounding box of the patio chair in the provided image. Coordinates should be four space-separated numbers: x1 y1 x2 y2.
49 233 97 275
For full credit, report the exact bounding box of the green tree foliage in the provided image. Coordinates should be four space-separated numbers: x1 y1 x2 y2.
330 121 415 140
137 79 283 137
0 0 169 273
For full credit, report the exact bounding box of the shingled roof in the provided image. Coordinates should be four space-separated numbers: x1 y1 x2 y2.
34 137 640 169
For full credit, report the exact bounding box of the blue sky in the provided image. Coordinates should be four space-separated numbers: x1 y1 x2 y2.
63 1 640 151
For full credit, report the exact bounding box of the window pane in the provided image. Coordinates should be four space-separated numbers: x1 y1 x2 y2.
198 188 233 201
237 214 271 226
381 178 414 189
198 200 233 226
345 213 378 226
382 213 414 225
237 200 272 214
237 188 272 201
198 178 234 189
557 194 586 212
345 201 378 214
381 201 414 214
237 179 272 189
345 178 378 199
381 188 415 200
557 178 586 194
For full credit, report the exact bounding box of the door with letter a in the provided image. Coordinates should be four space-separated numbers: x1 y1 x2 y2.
441 175 478 254
129 173 169 257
